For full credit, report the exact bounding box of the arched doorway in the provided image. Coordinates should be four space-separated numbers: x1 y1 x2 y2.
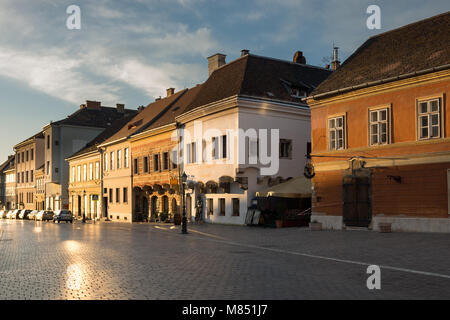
151 196 158 221
142 197 149 221
171 198 178 214
162 196 169 213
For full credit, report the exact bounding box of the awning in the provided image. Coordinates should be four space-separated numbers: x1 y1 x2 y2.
256 176 312 198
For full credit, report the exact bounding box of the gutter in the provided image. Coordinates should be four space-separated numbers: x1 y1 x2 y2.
307 64 450 101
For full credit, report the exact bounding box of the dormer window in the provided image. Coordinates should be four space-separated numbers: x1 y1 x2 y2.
128 119 143 130
290 87 307 98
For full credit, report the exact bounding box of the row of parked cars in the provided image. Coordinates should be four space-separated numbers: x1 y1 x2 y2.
0 209 74 223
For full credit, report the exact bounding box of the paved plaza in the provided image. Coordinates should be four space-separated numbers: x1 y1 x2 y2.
0 219 449 300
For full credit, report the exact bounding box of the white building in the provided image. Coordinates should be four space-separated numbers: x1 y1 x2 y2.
177 51 331 225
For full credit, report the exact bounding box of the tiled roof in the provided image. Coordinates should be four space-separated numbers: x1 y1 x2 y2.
51 106 137 128
143 84 204 132
0 156 15 173
13 131 44 149
312 11 450 97
67 111 138 159
101 90 188 145
185 54 332 112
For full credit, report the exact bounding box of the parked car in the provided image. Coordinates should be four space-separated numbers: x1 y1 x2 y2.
0 210 6 219
53 210 74 223
10 209 20 219
19 210 32 220
28 210 39 220
36 210 54 221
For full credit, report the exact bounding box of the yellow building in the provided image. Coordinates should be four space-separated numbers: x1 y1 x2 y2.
67 150 102 219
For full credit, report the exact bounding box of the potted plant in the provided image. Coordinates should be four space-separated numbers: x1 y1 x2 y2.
309 220 322 231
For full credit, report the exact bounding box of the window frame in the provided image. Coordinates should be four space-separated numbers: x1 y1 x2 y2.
327 114 347 151
368 105 391 146
416 96 443 141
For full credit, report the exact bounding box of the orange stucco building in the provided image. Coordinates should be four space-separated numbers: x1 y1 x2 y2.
307 12 450 232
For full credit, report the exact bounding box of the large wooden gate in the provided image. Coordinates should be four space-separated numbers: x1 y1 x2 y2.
343 176 371 227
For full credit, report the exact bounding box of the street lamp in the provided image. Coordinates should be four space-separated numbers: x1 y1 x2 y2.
181 172 188 234
82 190 86 223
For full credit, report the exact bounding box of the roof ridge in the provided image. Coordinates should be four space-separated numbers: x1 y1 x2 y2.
368 11 450 40
132 89 189 137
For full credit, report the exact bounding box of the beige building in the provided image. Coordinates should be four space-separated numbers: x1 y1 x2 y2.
13 132 45 210
43 101 136 211
66 111 137 220
0 155 16 210
35 165 45 210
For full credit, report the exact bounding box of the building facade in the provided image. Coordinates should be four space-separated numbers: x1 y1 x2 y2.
13 133 44 210
0 155 16 210
42 101 136 211
307 12 450 233
177 52 330 225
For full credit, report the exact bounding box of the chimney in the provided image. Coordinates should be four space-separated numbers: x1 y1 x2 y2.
325 64 330 70
85 100 101 110
207 53 226 76
331 47 340 71
166 88 175 97
241 49 250 57
293 51 306 64
80 103 86 109
116 103 125 113
137 105 145 112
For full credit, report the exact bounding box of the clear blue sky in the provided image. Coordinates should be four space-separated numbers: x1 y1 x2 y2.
0 0 449 162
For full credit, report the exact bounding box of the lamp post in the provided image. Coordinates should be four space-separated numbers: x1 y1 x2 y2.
82 190 86 223
181 172 188 234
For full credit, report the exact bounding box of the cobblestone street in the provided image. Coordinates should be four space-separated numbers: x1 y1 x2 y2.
0 219 449 300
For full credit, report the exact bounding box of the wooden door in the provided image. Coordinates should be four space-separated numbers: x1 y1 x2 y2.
343 176 371 227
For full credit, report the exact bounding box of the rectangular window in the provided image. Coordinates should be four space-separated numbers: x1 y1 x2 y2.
124 148 129 168
83 164 87 181
109 189 113 203
134 158 139 174
232 199 240 216
25 171 29 183
280 139 293 158
72 167 75 182
191 142 197 163
110 152 115 170
143 156 149 173
328 116 346 150
117 150 122 169
171 150 178 169
26 151 29 162
31 149 34 160
47 161 50 175
418 98 441 140
31 170 34 183
212 137 219 160
47 135 50 149
207 199 213 216
123 187 128 203
221 135 227 159
104 153 108 171
89 163 93 180
21 172 24 183
116 188 120 203
95 162 100 180
219 198 225 216
153 154 160 171
21 152 24 163
163 152 169 170
77 165 81 182
369 108 389 145
186 144 191 164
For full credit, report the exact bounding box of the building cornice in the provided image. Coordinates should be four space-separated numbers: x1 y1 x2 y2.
129 123 175 142
65 149 100 162
176 95 310 124
307 68 450 108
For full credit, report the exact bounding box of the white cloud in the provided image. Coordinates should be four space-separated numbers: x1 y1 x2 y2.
0 47 121 104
